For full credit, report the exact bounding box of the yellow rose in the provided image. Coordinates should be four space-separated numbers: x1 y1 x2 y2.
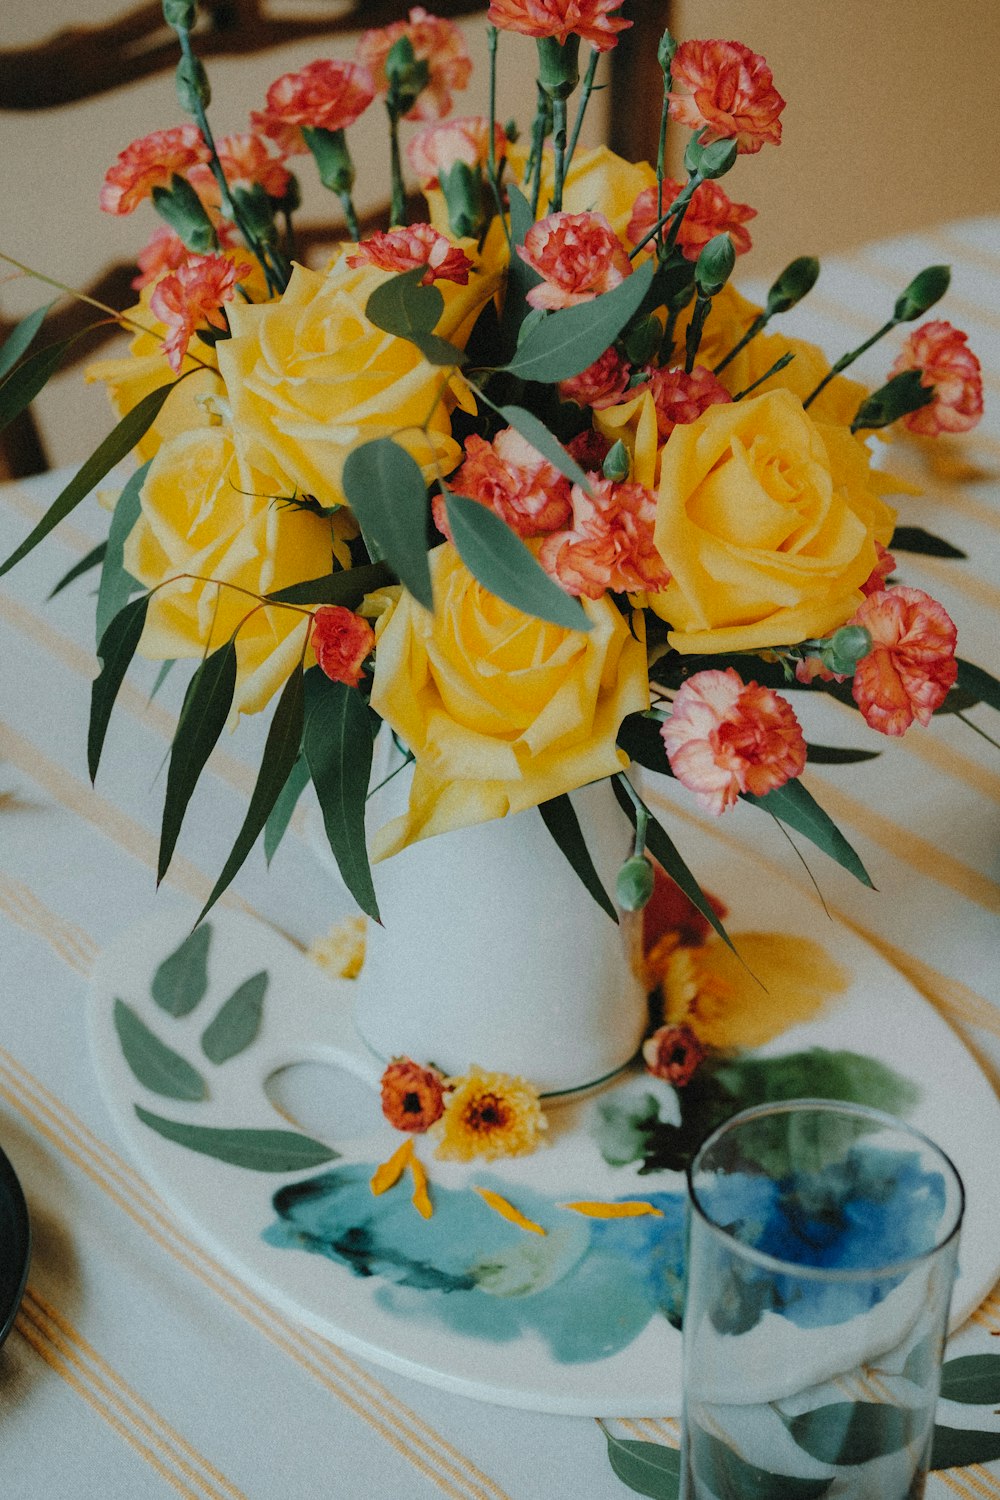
561 146 657 240
368 544 649 857
725 330 869 426
649 388 897 653
215 245 503 508
124 426 335 715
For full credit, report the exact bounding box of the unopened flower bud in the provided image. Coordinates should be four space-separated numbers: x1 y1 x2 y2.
822 624 873 676
602 439 631 482
624 315 661 366
894 264 950 322
616 854 655 912
658 29 678 71
232 183 278 246
302 126 355 193
851 370 934 432
151 174 218 254
439 160 485 240
694 233 735 297
504 118 520 144
162 0 196 32
535 34 581 100
385 35 431 114
176 53 210 113
765 256 820 318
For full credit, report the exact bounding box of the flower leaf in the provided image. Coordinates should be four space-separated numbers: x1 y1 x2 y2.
781 1402 912 1465
0 302 55 381
264 753 311 866
687 1425 832 1499
113 998 206 1100
197 665 306 924
266 559 394 608
443 490 589 631
537 794 618 923
955 657 1000 714
47 542 107 601
201 971 268 1064
96 461 149 644
743 778 875 888
502 258 654 382
408 331 467 367
158 638 239 883
931 1424 1000 1470
499 184 543 356
890 525 966 560
365 266 444 339
0 382 176 578
302 667 379 922
0 338 69 437
342 438 433 611
87 592 150 782
617 712 671 775
939 1355 1000 1405
805 743 881 765
498 403 591 491
151 923 212 1017
134 1106 338 1171
603 1434 680 1498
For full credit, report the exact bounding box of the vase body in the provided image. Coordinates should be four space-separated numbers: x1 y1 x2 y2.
348 738 648 1095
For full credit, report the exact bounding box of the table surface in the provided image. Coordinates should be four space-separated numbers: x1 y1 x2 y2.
2 218 999 1499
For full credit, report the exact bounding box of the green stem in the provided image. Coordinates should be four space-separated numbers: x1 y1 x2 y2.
551 96 568 213
684 294 712 373
956 711 1000 753
803 317 898 409
655 89 669 256
526 83 549 219
633 805 649 858
713 312 767 374
661 171 701 258
485 26 511 246
338 189 360 242
388 107 407 227
731 350 795 401
565 49 599 174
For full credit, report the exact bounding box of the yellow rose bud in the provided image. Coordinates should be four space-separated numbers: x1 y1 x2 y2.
367 543 649 857
647 389 897 654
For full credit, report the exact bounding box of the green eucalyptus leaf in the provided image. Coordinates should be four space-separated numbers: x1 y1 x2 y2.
889 525 966 560
158 638 239 883
96 461 149 644
1 382 176 578
0 302 55 382
939 1354 1000 1405
902 1331 939 1385
743 778 875 888
444 491 589 631
538 794 618 923
408 331 468 367
498 404 591 491
266 560 394 608
342 439 433 610
617 713 671 775
604 1434 680 1498
150 659 176 700
264 754 311 866
303 668 379 922
955 657 1000 714
113 999 206 1100
930 1424 1000 1470
47 542 107 600
365 266 443 339
135 1106 338 1171
87 593 150 781
503 258 654 382
201 971 268 1064
805 744 880 765
499 184 543 354
197 666 306 924
689 1425 831 1499
151 923 212 1017
0 338 70 440
782 1402 912 1465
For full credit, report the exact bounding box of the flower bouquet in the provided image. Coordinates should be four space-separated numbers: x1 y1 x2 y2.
0 2 992 1022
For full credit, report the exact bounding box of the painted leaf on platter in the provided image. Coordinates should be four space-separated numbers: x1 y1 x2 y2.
604 1434 680 1499
303 668 379 922
939 1354 1000 1405
158 638 239 883
201 971 268 1065
96 460 149 644
443 491 589 631
114 999 206 1101
538 794 618 923
503 258 654 382
87 592 150 782
151 923 212 1017
47 542 106 601
0 302 54 382
342 439 433 611
782 1401 912 1465
264 753 311 866
930 1424 1000 1470
365 266 444 339
688 1425 831 1500
267 559 394 608
743 778 874 888
135 1106 338 1171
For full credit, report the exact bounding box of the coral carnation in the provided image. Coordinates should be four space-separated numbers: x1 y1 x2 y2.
565 427 612 472
661 668 806 814
433 1068 547 1161
627 177 756 260
487 0 632 51
559 347 633 410
861 540 896 597
519 211 632 311
539 475 670 598
188 133 291 207
311 605 377 687
642 1024 706 1087
380 1057 446 1133
406 116 507 185
439 428 573 538
99 125 210 215
849 587 958 736
669 39 785 154
639 364 733 440
888 320 984 436
149 252 250 372
254 59 375 152
347 223 473 285
357 7 472 121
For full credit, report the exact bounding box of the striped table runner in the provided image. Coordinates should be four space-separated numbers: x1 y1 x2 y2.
1 218 999 1498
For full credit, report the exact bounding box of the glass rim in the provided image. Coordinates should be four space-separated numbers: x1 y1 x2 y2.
685 1097 965 1284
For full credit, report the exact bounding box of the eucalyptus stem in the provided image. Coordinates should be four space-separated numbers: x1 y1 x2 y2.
565 49 599 174
388 108 407 227
551 96 568 212
803 317 897 409
0 250 198 352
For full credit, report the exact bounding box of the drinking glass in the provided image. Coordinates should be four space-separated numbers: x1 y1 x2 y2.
680 1099 964 1500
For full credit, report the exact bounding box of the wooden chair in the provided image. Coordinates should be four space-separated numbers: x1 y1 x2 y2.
0 0 669 477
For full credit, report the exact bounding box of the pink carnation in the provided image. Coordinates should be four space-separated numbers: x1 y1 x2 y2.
669 39 785 155
347 224 473 285
99 125 210 215
149 252 251 373
487 0 632 51
132 227 190 290
794 656 844 687
187 132 291 208
565 427 612 472
254 59 375 153
888 320 984 437
639 364 733 440
518 211 632 311
539 475 670 599
406 116 507 186
627 177 756 260
861 540 896 597
661 668 807 814
849 587 958 736
357 7 472 121
437 428 572 539
642 1024 706 1087
311 605 377 688
559 347 633 410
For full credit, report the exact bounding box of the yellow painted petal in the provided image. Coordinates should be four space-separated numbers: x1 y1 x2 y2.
474 1187 546 1235
562 1200 663 1219
410 1155 433 1219
369 1137 413 1195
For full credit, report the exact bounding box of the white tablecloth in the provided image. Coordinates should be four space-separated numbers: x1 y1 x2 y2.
2 219 1000 1498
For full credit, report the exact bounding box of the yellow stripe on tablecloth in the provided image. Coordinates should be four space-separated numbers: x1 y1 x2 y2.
0 872 98 973
2 481 101 559
851 251 1000 339
18 1288 247 1500
900 551 1000 616
926 227 1000 275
